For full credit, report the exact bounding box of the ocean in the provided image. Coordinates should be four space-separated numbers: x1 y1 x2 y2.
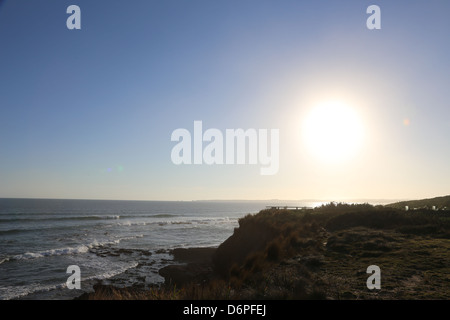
0 198 328 300
0 198 393 300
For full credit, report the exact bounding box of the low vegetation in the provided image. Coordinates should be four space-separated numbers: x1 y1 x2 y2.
386 195 450 210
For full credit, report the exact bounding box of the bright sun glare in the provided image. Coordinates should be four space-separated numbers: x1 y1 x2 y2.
302 101 364 164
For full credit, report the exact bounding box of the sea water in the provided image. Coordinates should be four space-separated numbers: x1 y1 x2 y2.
0 198 292 300
1 198 385 300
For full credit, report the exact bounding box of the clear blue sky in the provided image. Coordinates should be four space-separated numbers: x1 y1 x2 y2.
0 0 449 201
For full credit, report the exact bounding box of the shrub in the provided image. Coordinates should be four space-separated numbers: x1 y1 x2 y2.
266 240 281 261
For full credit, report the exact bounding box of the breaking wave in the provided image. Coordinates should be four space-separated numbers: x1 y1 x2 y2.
6 235 144 262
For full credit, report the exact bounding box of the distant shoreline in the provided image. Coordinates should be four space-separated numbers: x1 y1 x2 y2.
0 197 406 204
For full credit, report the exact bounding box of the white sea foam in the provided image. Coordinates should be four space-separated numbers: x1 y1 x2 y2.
11 235 144 261
85 261 139 281
13 245 90 260
106 215 120 219
0 282 68 300
0 261 139 300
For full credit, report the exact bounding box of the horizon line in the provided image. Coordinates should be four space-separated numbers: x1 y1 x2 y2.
0 196 431 203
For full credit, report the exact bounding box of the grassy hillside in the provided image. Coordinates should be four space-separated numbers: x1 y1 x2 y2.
210 203 450 299
386 195 450 210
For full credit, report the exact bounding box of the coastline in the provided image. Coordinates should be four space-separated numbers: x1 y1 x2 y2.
75 246 218 300
75 204 450 300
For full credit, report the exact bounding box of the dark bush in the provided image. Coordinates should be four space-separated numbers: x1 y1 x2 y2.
266 240 281 261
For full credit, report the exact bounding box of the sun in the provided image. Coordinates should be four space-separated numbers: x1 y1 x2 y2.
302 101 364 164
